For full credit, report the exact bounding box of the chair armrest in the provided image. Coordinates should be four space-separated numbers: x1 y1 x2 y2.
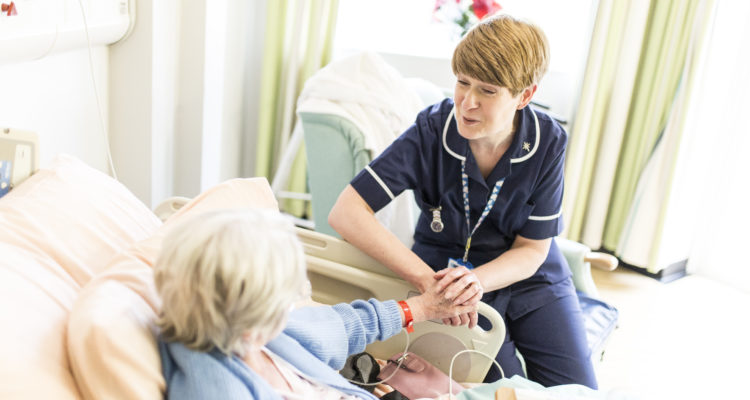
584 252 618 271
555 237 599 298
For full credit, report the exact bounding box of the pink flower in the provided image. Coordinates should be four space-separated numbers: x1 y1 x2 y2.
471 0 502 20
434 0 502 36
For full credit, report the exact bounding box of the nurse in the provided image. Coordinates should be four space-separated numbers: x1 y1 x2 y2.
328 14 597 388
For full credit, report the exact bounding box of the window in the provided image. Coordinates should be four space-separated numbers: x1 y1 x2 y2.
333 0 598 123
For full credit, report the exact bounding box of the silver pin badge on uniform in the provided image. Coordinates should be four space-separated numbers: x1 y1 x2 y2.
429 206 444 232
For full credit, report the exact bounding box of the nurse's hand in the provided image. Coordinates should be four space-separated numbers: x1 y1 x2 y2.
434 267 484 306
408 275 476 324
433 267 483 328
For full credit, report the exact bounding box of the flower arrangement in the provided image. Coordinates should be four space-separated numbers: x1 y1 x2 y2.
434 0 503 38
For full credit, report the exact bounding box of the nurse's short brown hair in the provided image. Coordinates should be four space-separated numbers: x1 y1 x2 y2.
452 14 550 96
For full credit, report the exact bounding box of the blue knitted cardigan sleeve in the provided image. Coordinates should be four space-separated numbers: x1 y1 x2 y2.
282 299 402 370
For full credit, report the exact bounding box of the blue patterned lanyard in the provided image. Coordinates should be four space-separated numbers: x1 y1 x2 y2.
461 159 504 262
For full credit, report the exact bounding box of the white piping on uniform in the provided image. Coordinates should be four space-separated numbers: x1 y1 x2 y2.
511 108 540 164
365 165 395 200
446 106 540 163
528 211 561 221
442 107 466 161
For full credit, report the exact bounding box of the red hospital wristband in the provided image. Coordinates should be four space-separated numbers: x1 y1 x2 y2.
398 300 414 333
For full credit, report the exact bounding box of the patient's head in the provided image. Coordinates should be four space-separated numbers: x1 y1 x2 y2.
452 13 549 96
155 209 307 356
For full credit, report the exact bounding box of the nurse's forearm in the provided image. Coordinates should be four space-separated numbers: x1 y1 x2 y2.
329 185 435 292
473 236 551 292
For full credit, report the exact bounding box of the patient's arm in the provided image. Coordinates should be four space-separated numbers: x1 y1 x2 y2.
284 274 477 370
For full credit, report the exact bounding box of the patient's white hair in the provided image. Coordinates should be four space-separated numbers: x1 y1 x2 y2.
155 209 307 356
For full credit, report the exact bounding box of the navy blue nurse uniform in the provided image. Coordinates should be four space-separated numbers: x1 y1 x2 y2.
350 98 597 388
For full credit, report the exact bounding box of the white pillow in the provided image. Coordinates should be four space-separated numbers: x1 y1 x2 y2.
0 154 161 399
0 154 161 287
0 244 80 399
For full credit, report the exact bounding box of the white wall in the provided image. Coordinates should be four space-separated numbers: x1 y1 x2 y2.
2 0 265 208
240 0 267 179
109 0 160 206
0 48 111 173
110 0 263 207
0 0 131 179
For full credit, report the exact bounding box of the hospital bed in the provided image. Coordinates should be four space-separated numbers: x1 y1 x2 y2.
5 151 500 398
0 145 619 398
141 181 626 399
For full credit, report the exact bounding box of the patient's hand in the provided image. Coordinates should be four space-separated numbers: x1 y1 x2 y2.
444 310 478 329
407 268 478 327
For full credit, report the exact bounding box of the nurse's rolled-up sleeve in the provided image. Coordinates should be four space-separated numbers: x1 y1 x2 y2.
351 122 427 213
518 145 566 240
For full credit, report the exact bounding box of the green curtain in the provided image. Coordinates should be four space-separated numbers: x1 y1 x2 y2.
563 0 715 270
563 0 637 243
603 0 703 249
255 0 339 217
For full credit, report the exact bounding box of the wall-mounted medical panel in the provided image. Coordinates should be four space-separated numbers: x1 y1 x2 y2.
0 128 39 196
0 0 133 65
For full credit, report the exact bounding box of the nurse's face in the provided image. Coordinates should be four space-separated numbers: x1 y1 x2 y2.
454 74 533 145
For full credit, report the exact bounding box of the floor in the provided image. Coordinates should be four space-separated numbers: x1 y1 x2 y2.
591 267 750 399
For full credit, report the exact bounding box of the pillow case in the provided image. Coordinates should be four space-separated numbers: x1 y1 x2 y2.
68 177 279 400
0 154 161 287
0 154 161 399
0 244 80 399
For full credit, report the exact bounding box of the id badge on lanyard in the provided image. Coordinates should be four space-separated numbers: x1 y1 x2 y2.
458 159 504 265
448 257 474 270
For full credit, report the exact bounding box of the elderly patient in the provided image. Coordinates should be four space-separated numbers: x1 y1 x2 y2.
156 209 480 399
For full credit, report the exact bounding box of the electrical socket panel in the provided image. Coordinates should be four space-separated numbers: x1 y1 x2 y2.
12 143 32 184
0 128 39 196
